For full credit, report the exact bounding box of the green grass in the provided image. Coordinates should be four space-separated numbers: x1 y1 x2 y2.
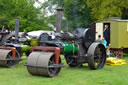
0 56 128 85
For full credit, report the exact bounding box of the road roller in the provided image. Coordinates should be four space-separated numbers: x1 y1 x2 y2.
0 19 38 67
25 9 106 77
0 19 22 67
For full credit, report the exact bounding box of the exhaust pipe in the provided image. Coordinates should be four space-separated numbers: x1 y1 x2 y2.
56 9 63 33
15 18 19 43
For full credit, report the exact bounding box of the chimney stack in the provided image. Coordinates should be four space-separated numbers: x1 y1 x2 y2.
56 9 63 33
15 18 19 42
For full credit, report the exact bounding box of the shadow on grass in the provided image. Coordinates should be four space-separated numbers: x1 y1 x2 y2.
63 64 91 71
27 74 54 79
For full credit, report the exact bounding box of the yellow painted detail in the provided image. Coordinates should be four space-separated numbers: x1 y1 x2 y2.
106 57 127 66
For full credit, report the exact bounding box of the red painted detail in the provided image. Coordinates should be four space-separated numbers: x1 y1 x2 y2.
0 47 16 58
110 48 123 52
32 46 60 64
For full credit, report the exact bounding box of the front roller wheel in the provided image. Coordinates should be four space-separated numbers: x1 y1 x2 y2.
87 43 106 70
26 51 62 77
0 49 20 67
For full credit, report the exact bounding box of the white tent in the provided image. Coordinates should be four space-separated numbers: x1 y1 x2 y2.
27 30 54 38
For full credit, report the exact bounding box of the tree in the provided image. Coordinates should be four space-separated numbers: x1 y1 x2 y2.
41 0 94 30
87 0 128 20
0 0 50 31
64 0 94 29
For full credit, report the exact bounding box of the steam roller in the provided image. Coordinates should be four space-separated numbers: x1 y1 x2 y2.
25 9 106 77
0 32 21 67
0 19 33 67
0 19 21 67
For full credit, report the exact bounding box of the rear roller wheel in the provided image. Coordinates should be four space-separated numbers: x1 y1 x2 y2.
26 52 62 77
87 43 106 70
0 49 20 67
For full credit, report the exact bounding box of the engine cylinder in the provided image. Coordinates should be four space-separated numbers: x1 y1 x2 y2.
63 43 79 54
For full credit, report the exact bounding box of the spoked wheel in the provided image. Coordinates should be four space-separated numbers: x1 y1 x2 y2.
87 43 106 70
48 55 62 77
0 49 20 67
6 51 20 67
26 52 62 77
65 54 81 67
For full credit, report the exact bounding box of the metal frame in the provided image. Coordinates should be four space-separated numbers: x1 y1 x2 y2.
31 46 60 64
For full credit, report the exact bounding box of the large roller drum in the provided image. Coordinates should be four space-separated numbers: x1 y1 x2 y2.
26 51 62 77
0 49 20 67
87 42 106 69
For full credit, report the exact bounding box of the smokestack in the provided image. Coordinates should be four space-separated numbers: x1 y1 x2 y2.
56 9 63 33
15 18 19 42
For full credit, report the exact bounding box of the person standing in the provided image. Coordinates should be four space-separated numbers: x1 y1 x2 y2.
104 24 110 45
102 37 107 49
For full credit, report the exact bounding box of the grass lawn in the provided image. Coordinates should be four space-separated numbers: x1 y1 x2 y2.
0 56 128 85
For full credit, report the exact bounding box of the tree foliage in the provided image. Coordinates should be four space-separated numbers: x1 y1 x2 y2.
87 0 128 19
64 0 94 29
0 0 50 31
41 0 94 30
1 0 128 32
